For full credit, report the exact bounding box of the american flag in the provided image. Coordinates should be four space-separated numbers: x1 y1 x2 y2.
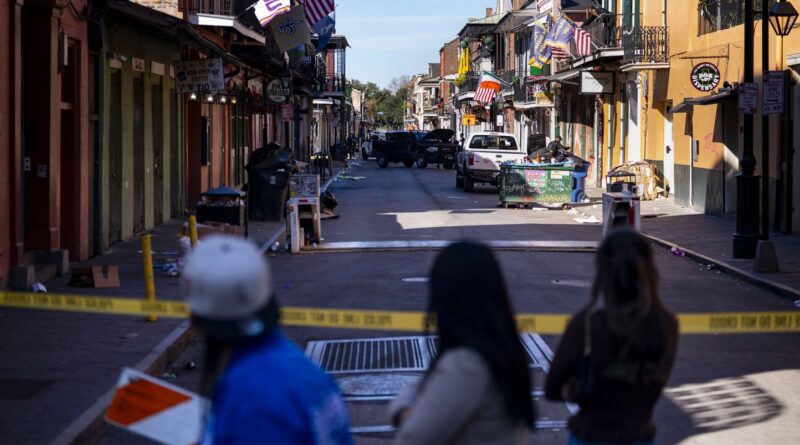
575 28 592 57
550 46 571 60
474 87 496 103
301 0 335 26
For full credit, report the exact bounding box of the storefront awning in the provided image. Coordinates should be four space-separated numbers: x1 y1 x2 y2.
670 87 737 113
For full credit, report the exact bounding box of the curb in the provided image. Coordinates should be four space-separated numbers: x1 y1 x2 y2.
643 234 800 302
50 320 196 445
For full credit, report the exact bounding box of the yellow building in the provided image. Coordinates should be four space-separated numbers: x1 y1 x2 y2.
554 1 800 232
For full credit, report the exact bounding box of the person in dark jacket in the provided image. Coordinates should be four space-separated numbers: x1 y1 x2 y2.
183 235 352 445
545 230 679 445
546 136 570 162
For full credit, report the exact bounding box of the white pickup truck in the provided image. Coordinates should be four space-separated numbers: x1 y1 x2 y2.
455 132 527 192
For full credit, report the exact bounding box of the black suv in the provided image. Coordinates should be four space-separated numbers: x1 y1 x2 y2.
413 129 458 169
373 131 417 168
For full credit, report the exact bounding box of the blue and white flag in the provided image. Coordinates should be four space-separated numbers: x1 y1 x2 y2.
269 5 312 53
314 15 335 53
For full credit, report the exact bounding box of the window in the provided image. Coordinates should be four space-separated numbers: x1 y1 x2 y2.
469 135 518 150
698 0 776 35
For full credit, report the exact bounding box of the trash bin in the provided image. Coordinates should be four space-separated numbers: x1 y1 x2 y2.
606 171 636 193
571 162 591 203
197 187 246 226
246 144 293 222
247 169 289 221
499 164 573 207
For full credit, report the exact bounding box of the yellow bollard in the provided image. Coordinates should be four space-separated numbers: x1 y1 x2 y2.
188 215 198 249
140 234 157 322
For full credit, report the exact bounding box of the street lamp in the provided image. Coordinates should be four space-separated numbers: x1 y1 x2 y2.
769 0 799 36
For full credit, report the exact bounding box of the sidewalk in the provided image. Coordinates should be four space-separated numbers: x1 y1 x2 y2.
0 217 284 445
581 187 800 297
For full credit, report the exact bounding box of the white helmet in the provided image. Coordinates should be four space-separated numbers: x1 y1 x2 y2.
182 235 276 339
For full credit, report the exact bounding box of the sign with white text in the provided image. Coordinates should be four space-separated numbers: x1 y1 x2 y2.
580 71 615 95
173 58 225 93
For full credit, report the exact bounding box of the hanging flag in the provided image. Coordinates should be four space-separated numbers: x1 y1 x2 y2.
300 0 335 26
574 27 592 57
545 14 575 50
314 15 335 52
551 46 571 60
474 71 503 104
458 47 470 76
529 16 552 68
269 5 312 53
253 0 291 28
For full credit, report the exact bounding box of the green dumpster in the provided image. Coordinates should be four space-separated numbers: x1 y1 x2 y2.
499 164 574 207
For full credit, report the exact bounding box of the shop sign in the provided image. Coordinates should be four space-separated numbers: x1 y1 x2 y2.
690 62 720 92
132 58 146 73
763 71 784 115
173 58 225 93
266 78 288 103
462 114 477 126
738 83 758 114
496 114 504 126
281 104 293 122
580 71 615 95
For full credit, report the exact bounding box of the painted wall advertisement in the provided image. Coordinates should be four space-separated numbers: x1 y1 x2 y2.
173 58 225 93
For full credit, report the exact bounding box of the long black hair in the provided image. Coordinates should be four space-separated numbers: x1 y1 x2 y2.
427 241 534 426
589 230 672 385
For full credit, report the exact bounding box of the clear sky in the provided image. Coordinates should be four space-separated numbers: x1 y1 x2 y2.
336 0 500 88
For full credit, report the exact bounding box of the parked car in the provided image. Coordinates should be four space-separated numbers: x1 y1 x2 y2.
373 131 417 168
414 129 458 169
456 132 527 192
362 131 385 160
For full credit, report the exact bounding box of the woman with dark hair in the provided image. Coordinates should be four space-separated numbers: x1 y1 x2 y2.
545 230 679 445
389 241 533 445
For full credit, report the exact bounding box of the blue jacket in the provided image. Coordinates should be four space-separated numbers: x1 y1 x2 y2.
202 330 352 445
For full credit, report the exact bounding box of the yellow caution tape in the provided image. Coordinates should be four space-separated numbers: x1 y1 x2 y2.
1 292 799 335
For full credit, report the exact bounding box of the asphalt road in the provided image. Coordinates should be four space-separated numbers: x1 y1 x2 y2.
99 161 800 444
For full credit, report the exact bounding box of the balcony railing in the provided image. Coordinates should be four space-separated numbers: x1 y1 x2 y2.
319 75 346 94
582 13 626 49
514 77 550 104
184 0 232 15
456 72 481 94
622 26 669 65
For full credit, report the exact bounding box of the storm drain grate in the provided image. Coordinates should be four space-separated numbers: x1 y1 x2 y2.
306 334 545 373
306 336 434 373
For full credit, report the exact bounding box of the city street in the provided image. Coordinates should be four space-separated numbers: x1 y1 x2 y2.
95 161 800 444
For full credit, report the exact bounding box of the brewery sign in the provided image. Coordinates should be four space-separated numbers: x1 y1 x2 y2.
266 78 288 103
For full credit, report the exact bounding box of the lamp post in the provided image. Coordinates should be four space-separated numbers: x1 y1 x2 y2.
751 0 798 271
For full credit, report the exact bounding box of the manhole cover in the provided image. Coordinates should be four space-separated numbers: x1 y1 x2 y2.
338 374 421 397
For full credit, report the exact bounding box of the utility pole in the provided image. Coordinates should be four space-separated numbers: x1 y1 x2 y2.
733 0 760 259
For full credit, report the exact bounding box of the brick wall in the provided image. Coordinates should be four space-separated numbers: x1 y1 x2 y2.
440 38 459 76
131 0 182 18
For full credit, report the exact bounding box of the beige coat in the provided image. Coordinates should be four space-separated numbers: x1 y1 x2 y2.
388 347 530 445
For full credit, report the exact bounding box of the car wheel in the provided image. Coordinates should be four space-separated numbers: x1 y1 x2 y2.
403 159 414 168
464 174 475 192
415 151 428 168
442 161 454 170
377 154 389 168
456 171 464 188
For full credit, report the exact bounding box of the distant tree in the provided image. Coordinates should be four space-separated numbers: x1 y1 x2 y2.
387 75 412 94
350 76 413 129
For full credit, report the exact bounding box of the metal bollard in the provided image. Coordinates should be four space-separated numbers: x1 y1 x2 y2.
140 234 157 322
188 215 198 249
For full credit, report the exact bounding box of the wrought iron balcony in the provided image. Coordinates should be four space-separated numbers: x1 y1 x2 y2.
455 72 481 94
184 0 232 15
581 13 625 49
514 77 550 104
622 26 669 65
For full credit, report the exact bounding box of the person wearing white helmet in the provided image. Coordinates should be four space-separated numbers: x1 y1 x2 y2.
183 235 352 445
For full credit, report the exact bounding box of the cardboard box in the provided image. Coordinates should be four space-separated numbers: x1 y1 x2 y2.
69 266 121 288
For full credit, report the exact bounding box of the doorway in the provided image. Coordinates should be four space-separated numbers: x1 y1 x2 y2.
109 70 123 244
133 75 145 232
663 103 675 195
59 42 80 260
170 89 180 217
627 81 641 163
152 79 163 225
